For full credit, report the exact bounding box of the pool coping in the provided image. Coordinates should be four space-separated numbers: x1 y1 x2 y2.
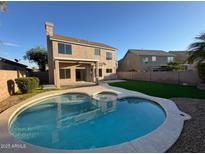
0 83 191 153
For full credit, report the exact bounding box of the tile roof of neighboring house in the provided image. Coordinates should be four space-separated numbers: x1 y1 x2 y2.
169 51 188 53
0 57 27 67
128 49 175 56
50 34 116 51
169 51 189 63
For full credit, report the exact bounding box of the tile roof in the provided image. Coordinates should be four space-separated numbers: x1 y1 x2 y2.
169 51 188 53
50 34 116 50
128 49 175 56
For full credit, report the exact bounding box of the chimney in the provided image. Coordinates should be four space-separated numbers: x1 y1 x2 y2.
45 21 54 36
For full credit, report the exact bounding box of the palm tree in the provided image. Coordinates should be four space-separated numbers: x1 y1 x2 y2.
187 33 205 64
187 33 205 83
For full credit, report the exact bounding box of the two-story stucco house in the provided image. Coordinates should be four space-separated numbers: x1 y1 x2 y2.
45 22 117 88
117 49 175 72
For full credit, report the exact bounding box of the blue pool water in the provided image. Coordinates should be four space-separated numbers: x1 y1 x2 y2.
9 93 166 150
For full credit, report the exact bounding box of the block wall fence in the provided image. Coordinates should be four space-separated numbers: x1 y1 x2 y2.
117 71 200 85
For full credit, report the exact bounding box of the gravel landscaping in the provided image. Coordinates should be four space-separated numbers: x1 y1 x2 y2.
168 98 205 153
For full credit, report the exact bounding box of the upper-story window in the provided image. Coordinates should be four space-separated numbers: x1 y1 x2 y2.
58 43 72 54
106 52 112 60
152 56 156 62
167 56 174 63
142 57 149 64
94 48 100 56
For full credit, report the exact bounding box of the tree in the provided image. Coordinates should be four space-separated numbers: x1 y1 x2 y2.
0 1 7 12
187 33 205 83
187 33 205 64
197 62 205 82
24 47 48 71
167 62 181 71
0 1 7 46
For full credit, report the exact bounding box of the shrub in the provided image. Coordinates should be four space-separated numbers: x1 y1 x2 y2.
167 62 181 71
15 77 40 93
33 77 40 88
197 62 205 83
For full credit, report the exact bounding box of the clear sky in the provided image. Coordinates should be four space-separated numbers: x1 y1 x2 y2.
1 1 205 68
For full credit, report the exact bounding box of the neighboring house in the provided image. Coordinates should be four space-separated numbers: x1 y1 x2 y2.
0 57 28 77
169 51 196 70
168 51 188 64
0 57 27 102
45 22 117 88
117 49 175 72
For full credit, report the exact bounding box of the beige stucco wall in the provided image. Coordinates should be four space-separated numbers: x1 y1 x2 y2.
118 52 140 72
47 37 55 84
47 40 117 85
0 70 26 102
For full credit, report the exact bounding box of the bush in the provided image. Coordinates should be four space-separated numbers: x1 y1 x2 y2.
167 62 181 71
33 77 40 88
198 62 205 83
15 77 40 93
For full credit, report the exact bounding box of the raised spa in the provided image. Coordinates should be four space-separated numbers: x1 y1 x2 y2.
9 93 166 150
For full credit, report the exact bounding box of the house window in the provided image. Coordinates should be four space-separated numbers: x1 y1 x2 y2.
94 48 100 56
58 43 65 53
58 43 72 54
142 57 149 64
106 69 112 73
60 68 71 79
168 56 174 63
152 56 156 62
99 69 102 77
106 52 112 60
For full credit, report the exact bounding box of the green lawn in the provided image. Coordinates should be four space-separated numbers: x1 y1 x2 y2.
109 80 205 99
16 86 58 100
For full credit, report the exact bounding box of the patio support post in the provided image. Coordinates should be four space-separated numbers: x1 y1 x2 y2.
54 60 60 88
92 64 95 82
95 61 99 84
85 65 91 82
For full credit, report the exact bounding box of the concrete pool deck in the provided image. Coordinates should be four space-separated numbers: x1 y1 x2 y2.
0 83 191 153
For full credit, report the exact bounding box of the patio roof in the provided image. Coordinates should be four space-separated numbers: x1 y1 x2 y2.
55 57 99 62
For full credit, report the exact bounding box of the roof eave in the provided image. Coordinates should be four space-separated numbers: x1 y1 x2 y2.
49 36 116 51
0 57 28 68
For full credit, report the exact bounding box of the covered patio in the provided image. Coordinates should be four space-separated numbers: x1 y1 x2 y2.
53 57 100 88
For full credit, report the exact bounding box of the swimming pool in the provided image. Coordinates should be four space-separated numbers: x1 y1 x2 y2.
9 92 166 150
